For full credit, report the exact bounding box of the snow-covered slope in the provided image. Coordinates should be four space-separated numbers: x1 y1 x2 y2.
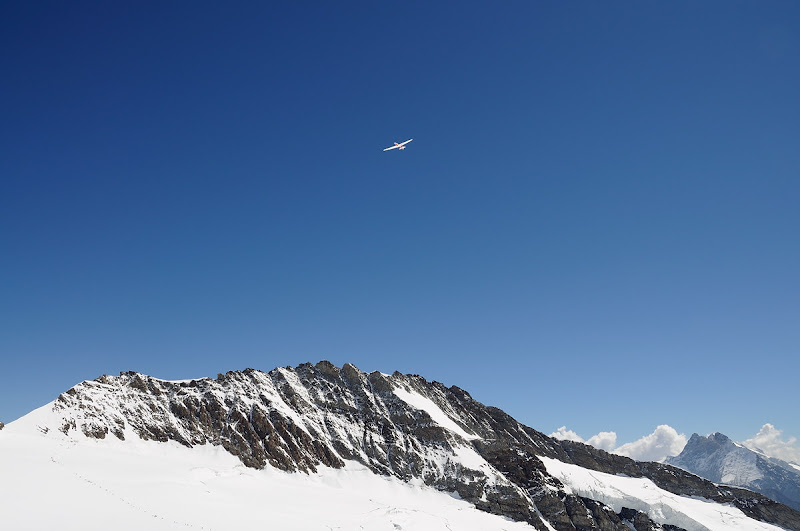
541 456 782 531
668 432 800 512
2 362 799 531
0 405 533 531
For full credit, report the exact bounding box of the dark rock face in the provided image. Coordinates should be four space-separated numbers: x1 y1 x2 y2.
618 508 686 531
0 421 4 431
51 362 800 531
667 432 800 512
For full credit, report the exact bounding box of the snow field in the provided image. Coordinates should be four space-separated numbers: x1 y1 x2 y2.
392 386 479 441
0 411 533 531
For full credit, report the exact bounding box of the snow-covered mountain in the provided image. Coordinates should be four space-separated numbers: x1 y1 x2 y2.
2 362 799 531
667 432 800 512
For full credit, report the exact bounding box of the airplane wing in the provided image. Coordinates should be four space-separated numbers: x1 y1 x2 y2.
383 139 413 151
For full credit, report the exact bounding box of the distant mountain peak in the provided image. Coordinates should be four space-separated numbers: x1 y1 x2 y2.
668 431 800 512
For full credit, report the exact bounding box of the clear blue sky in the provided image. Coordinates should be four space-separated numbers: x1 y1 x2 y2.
2 2 798 446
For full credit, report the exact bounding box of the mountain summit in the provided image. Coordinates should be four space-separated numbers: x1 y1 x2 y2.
3 362 800 530
667 431 800 512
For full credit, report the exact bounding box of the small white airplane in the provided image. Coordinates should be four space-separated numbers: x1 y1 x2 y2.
383 139 413 151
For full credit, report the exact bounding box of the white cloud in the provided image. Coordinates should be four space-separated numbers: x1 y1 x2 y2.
550 426 585 443
612 425 687 462
586 431 617 452
549 423 800 466
741 424 800 465
549 427 617 452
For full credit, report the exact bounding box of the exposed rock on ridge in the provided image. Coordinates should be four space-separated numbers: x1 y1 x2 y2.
51 362 800 531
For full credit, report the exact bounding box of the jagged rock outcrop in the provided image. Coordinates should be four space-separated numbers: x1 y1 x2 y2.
618 508 685 531
50 361 800 530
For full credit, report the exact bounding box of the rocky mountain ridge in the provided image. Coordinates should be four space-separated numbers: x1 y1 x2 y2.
668 432 800 512
48 361 800 531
